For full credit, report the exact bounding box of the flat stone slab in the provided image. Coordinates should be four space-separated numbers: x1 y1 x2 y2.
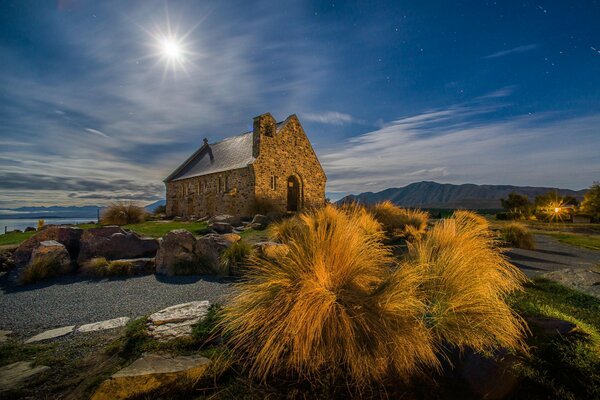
0 330 13 343
78 317 130 333
25 325 74 343
147 300 210 341
91 354 210 400
0 361 50 392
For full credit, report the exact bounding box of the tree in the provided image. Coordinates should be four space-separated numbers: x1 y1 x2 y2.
500 192 532 218
580 182 600 221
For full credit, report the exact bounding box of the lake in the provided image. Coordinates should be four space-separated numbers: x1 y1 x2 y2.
0 218 98 234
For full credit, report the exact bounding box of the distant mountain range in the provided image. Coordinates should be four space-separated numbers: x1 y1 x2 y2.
338 181 587 209
0 200 167 219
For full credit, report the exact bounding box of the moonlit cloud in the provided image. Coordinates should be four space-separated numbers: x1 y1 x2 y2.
484 44 539 59
84 128 109 138
302 111 363 126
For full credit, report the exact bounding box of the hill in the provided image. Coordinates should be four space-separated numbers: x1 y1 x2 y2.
338 181 587 209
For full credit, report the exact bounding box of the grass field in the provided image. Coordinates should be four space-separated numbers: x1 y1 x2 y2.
538 232 600 251
0 220 209 247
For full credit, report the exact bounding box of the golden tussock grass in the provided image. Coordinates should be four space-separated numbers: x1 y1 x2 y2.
101 201 146 225
370 201 429 240
500 222 536 250
221 204 527 385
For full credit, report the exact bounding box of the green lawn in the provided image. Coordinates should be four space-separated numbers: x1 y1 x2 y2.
509 278 600 398
539 232 600 251
122 220 208 238
0 231 36 247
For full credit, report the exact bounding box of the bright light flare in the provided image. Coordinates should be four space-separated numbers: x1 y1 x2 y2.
160 37 183 61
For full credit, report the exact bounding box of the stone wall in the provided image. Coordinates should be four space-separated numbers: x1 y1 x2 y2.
251 114 327 213
166 167 255 217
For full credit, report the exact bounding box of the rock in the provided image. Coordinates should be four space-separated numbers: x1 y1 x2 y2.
24 226 36 232
25 325 75 343
0 250 15 272
209 214 242 226
210 221 233 234
31 240 71 268
0 330 13 343
78 317 130 333
195 233 240 275
461 349 519 399
526 316 578 336
155 230 204 276
0 361 50 393
91 354 210 400
249 214 269 230
147 300 210 341
253 241 289 259
13 226 83 266
78 227 159 263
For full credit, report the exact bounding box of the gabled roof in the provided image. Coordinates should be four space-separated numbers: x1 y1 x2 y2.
165 132 255 182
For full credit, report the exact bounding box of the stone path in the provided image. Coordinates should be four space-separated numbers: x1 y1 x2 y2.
506 234 600 278
147 300 210 341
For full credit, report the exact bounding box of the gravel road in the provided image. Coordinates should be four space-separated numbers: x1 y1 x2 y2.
0 274 235 336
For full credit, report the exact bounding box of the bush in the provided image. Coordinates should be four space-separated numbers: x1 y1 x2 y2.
81 257 136 277
101 202 146 225
501 223 536 250
220 241 254 275
21 258 71 284
221 204 527 385
370 201 429 241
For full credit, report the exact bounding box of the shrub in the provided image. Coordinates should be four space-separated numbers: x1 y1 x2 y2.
37 219 45 231
81 257 136 277
153 205 166 215
370 201 429 240
220 241 254 275
268 216 304 243
221 204 527 385
501 223 536 250
404 216 527 354
101 202 146 225
251 196 278 215
21 258 71 284
221 205 437 384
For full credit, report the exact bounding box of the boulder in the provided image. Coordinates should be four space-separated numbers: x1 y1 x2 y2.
111 258 156 275
208 214 242 226
195 233 241 275
0 250 15 273
210 222 233 234
525 316 578 337
13 226 83 266
30 240 71 268
155 230 203 276
253 241 289 259
146 300 210 341
78 227 158 263
461 349 519 399
91 354 210 400
248 214 269 230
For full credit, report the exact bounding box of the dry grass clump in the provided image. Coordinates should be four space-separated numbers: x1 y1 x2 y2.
370 201 429 241
500 222 536 250
268 216 304 243
101 202 146 225
81 257 136 277
21 258 71 284
405 216 528 353
452 210 489 230
221 205 435 383
221 204 527 385
221 241 254 275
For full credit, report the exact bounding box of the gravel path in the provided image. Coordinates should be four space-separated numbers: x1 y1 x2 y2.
506 234 600 278
0 274 235 336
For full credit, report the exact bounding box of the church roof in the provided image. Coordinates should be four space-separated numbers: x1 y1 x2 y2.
165 131 255 182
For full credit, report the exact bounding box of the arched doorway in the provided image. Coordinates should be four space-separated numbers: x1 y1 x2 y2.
287 175 301 212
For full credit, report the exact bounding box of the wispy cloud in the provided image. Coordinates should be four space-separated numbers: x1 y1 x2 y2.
84 128 109 138
302 111 363 126
322 103 599 197
484 44 539 59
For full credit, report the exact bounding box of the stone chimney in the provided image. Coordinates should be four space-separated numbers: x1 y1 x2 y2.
252 112 276 157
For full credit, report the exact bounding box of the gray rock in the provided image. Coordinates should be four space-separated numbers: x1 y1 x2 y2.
195 233 241 275
147 300 210 341
209 214 242 225
78 226 158 262
78 317 130 333
0 361 50 393
25 325 75 343
13 226 83 266
210 221 234 234
155 229 203 276
249 214 269 230
92 354 209 399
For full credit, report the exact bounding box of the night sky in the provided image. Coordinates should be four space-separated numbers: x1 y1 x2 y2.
1 0 599 207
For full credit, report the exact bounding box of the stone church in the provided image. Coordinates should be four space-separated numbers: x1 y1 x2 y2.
164 113 327 218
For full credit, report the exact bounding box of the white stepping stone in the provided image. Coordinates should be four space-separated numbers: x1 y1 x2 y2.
147 300 210 341
77 317 130 333
25 325 74 343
